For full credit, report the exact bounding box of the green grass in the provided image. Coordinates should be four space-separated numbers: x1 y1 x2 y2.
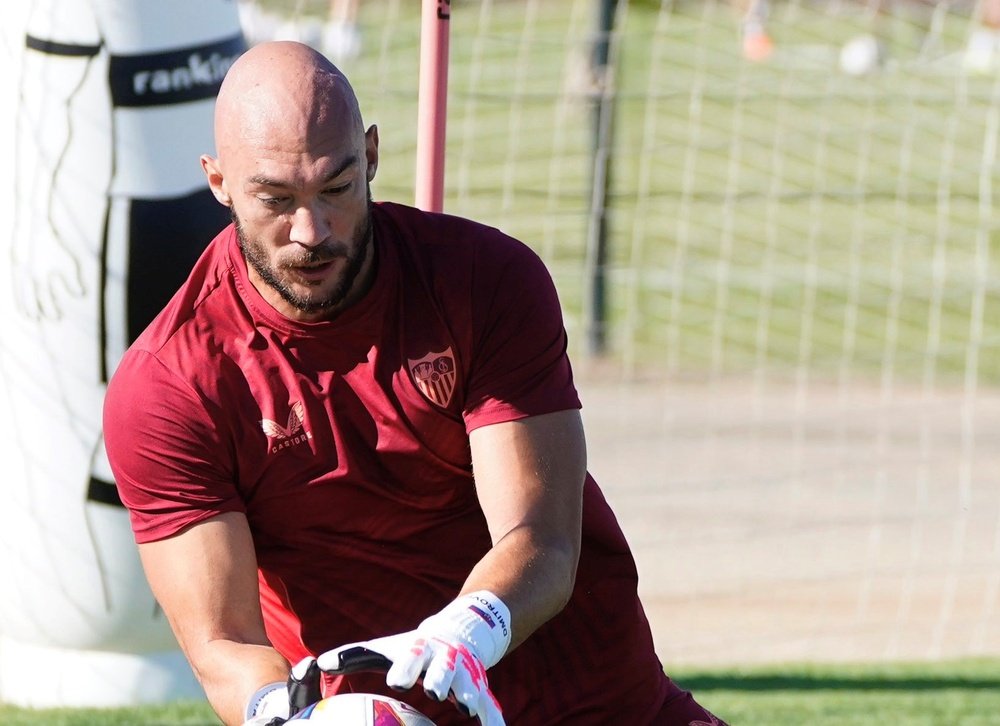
3 658 998 724
0 698 217 726
673 659 1000 726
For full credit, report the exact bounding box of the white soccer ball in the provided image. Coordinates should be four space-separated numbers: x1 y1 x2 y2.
839 34 882 76
286 693 437 725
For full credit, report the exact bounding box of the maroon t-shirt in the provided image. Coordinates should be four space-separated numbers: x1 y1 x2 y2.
105 202 671 724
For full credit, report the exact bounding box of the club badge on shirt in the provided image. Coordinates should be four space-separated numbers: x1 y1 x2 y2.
408 348 457 408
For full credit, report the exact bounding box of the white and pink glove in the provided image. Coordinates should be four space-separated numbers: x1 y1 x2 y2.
317 591 512 726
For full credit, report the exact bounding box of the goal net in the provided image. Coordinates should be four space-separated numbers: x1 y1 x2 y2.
188 0 1000 666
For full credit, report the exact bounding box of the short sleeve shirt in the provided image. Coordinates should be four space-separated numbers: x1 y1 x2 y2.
104 202 670 724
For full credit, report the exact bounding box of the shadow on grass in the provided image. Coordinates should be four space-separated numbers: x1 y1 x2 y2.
675 673 1000 692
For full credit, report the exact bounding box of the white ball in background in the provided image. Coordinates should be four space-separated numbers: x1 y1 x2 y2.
839 34 883 76
963 28 1000 75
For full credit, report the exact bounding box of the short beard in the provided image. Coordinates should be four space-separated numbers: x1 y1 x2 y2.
233 194 373 316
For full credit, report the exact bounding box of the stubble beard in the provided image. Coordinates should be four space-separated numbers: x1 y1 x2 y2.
233 193 374 317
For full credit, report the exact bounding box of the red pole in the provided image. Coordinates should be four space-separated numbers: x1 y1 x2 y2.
415 0 450 212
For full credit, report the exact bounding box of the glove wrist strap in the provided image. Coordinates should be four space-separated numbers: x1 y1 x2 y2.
244 681 289 721
439 590 512 669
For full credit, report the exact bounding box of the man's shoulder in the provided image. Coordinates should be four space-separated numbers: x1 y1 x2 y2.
375 201 542 271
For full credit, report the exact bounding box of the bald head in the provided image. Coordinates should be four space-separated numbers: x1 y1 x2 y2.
200 41 379 323
214 41 364 165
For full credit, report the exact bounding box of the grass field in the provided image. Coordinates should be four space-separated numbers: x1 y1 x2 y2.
2 658 999 724
678 658 1000 725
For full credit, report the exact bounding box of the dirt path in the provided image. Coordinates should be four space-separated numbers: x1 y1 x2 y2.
577 372 1000 667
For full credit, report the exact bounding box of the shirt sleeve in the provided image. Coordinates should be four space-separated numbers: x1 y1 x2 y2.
462 233 580 432
104 349 245 543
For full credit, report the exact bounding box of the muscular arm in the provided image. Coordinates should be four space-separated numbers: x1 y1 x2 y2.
138 512 289 726
464 408 586 650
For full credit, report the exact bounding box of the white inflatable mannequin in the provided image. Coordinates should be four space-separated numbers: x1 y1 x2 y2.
0 0 245 707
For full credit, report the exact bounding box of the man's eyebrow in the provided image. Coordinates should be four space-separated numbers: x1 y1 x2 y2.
247 156 359 188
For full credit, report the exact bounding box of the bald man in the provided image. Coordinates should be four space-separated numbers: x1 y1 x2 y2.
103 42 726 726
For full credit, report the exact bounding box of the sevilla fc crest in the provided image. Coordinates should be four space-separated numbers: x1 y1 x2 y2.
408 348 457 408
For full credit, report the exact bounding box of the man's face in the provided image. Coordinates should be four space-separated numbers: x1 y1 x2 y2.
221 120 379 322
233 187 372 318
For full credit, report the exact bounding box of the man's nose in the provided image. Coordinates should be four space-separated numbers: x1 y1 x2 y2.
288 203 330 247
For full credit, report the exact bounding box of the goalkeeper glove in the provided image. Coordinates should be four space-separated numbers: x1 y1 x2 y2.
241 656 322 726
317 591 511 726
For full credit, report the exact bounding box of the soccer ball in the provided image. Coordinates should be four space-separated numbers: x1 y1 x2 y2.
839 34 883 76
286 693 437 725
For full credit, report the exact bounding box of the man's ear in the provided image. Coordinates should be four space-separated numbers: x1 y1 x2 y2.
200 154 231 206
365 124 379 182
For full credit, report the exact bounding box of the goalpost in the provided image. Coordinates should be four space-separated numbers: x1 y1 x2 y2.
414 0 451 212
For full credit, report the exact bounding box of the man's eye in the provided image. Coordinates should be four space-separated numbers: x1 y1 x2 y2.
259 196 286 207
323 182 351 195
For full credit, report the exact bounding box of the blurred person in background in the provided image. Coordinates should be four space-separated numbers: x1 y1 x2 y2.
324 0 362 61
735 0 774 61
237 0 361 60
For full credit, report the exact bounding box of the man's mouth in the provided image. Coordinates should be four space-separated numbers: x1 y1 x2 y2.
291 260 335 282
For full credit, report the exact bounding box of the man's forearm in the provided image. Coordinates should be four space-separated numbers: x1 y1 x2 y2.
461 526 580 651
190 640 291 726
